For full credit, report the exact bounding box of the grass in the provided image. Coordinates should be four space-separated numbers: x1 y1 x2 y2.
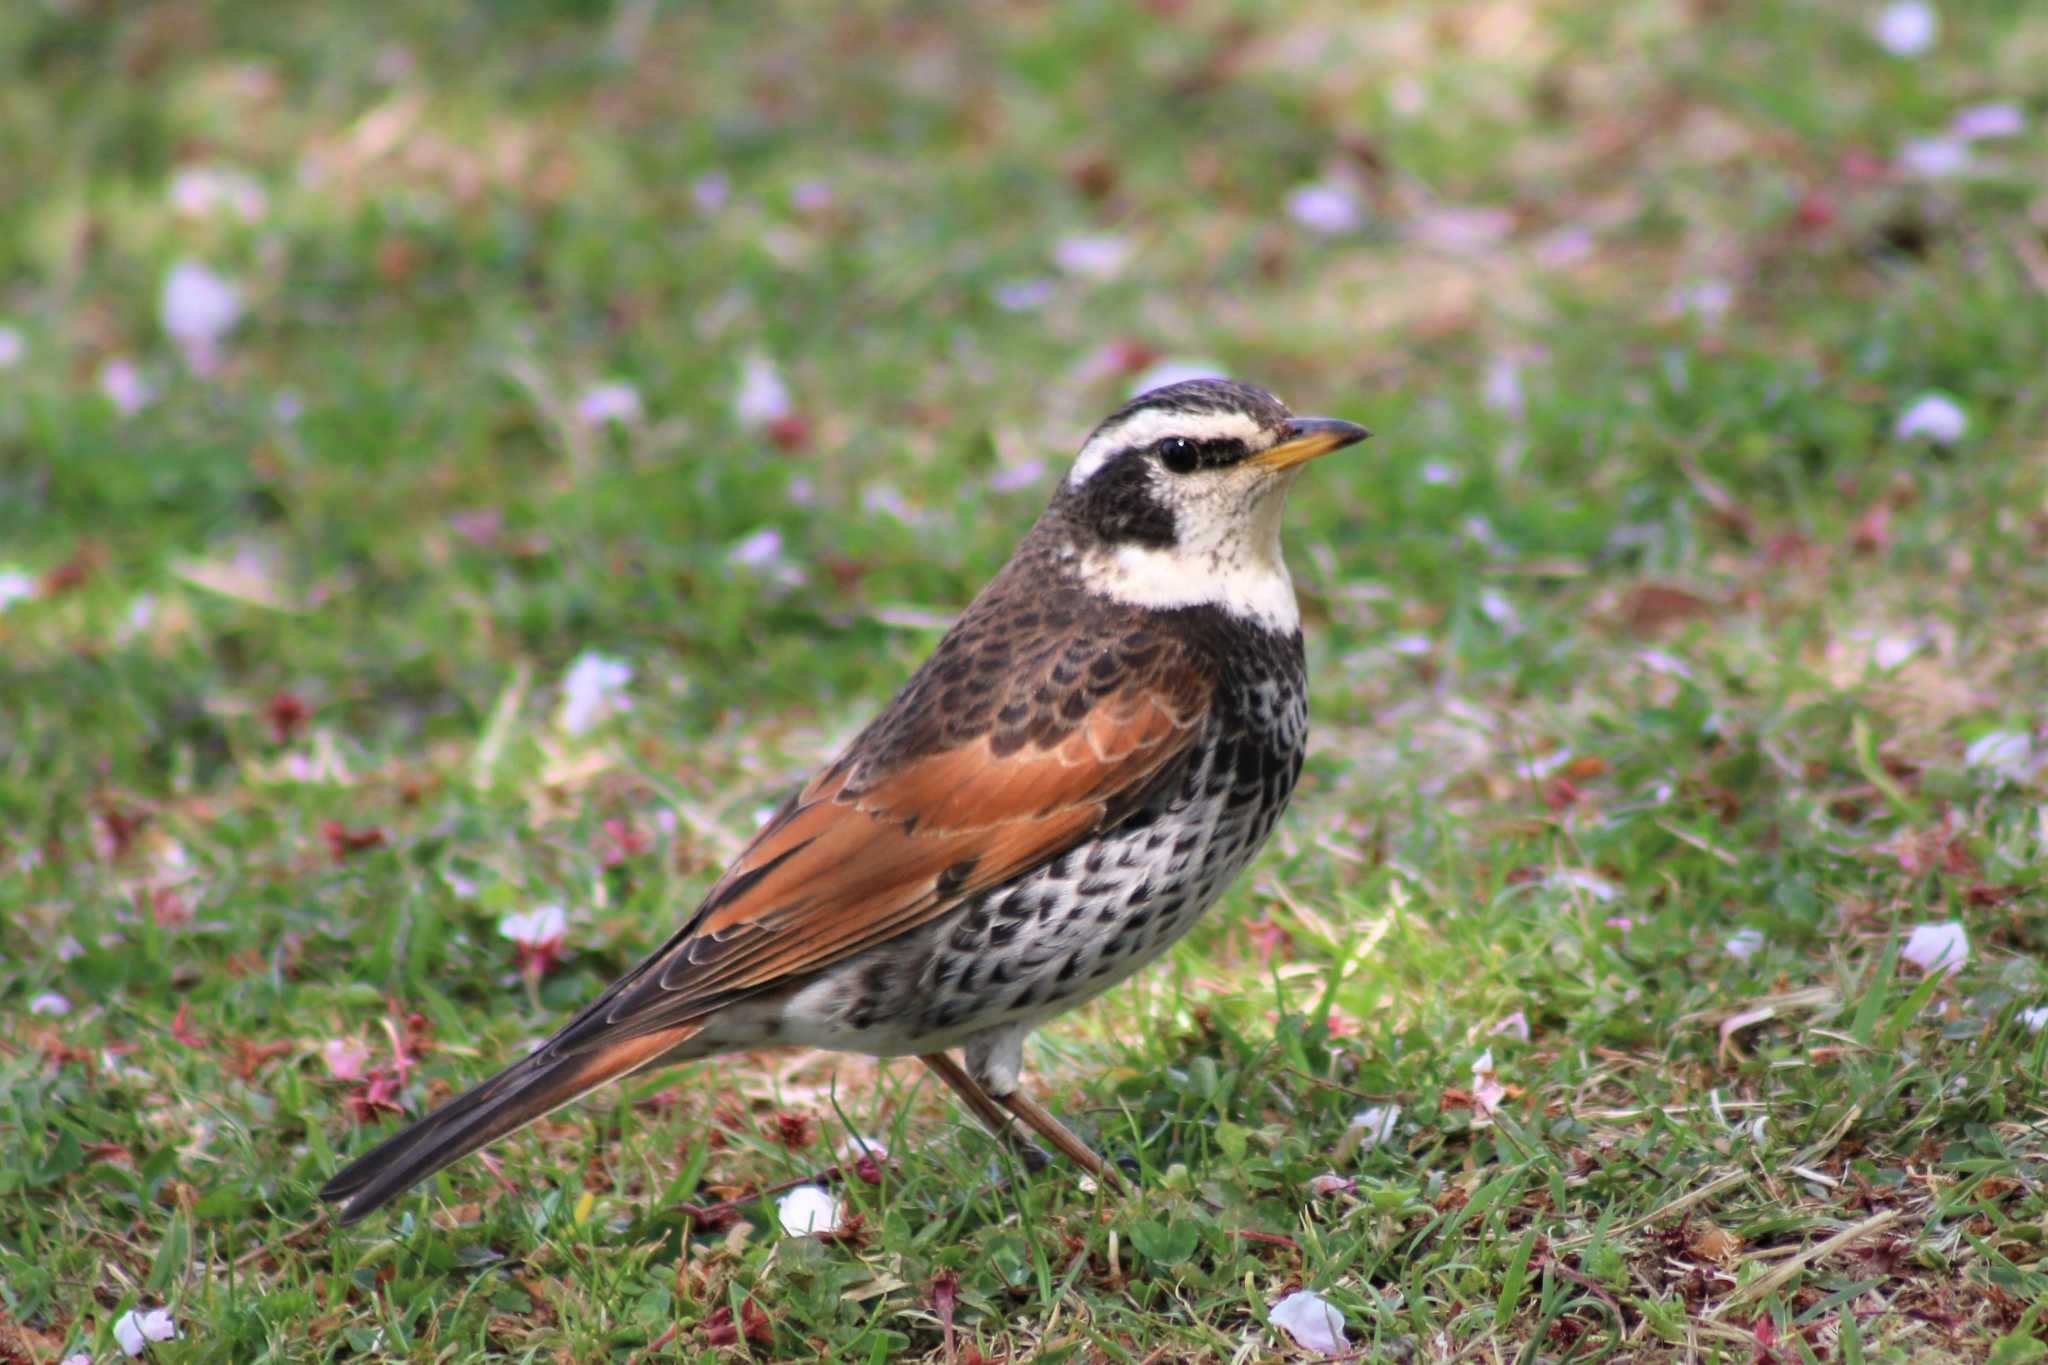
4 0 2048 1359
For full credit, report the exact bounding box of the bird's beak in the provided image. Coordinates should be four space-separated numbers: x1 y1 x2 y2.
1249 416 1372 472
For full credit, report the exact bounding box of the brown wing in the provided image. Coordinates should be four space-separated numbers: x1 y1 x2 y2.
542 635 1209 1057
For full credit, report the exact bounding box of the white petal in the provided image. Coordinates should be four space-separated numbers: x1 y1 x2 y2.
2019 1006 2048 1033
0 324 22 369
1902 921 1969 976
1951 102 2024 140
160 260 242 371
0 568 36 611
1347 1104 1401 1150
1488 1011 1530 1042
1270 1289 1350 1355
1052 232 1131 281
1897 136 1972 179
98 358 156 414
1893 392 1968 442
498 905 567 947
1306 1172 1355 1196
323 1038 371 1080
113 1307 178 1357
1285 182 1364 236
555 651 633 735
727 527 786 569
776 1183 841 1236
1725 928 1765 962
1964 730 2036 783
733 352 793 430
574 381 642 425
1873 1 1937 55
30 992 71 1016
1477 588 1520 633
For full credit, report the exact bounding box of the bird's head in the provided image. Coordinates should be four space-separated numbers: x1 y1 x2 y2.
1050 378 1368 631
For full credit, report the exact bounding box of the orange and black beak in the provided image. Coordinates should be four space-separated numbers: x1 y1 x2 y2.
1248 416 1371 471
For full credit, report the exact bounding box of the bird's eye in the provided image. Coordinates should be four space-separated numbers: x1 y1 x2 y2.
1157 437 1200 474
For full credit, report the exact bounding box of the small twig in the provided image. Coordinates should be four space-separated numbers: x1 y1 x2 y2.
1230 1229 1301 1252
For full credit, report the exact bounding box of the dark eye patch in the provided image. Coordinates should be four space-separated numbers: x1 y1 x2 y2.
1153 436 1248 474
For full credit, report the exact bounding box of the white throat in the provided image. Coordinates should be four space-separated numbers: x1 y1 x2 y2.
1072 479 1301 634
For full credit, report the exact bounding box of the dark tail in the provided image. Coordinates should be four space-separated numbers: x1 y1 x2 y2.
319 1023 699 1224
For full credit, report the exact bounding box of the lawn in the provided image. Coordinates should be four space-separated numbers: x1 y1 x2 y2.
4 1 2048 1360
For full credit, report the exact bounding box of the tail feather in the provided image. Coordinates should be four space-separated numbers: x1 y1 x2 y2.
320 1024 698 1224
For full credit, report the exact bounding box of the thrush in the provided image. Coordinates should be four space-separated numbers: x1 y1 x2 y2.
321 377 1367 1222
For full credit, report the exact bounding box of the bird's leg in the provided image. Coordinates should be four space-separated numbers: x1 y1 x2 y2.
918 1052 1050 1171
996 1086 1125 1193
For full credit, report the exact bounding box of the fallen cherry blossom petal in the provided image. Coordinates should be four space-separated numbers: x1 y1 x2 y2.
160 259 242 374
30 991 71 1016
1306 1172 1355 1196
1963 730 2037 784
323 1038 372 1081
1951 102 2024 140
1872 0 1936 55
0 567 35 610
500 905 567 975
776 1183 841 1236
113 1306 178 1357
1897 136 1972 179
1348 1104 1400 1152
555 651 632 735
1488 1011 1530 1042
1725 927 1765 961
574 380 642 425
2020 1007 2048 1033
98 358 156 414
1052 232 1131 281
733 352 794 431
1471 1050 1507 1116
0 324 22 369
1902 921 1968 976
1285 181 1364 236
1270 1288 1350 1355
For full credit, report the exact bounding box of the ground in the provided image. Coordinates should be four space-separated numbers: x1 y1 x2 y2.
3 0 2048 1361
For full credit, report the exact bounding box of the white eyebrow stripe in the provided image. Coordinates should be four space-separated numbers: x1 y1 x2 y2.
1065 409 1267 487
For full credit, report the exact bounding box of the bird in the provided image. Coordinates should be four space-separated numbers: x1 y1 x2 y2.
320 377 1367 1223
